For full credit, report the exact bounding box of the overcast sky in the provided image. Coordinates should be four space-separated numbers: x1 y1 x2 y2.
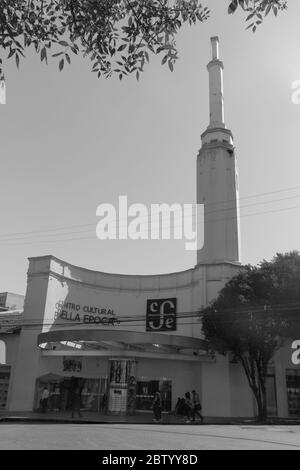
0 0 300 295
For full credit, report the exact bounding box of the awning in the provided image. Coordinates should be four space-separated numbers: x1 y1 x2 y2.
37 328 208 354
37 373 64 383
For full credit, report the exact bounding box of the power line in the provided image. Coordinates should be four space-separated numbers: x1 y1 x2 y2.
0 200 299 247
2 304 300 331
0 191 299 243
0 184 300 241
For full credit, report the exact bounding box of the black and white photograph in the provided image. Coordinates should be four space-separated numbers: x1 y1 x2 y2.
0 0 300 454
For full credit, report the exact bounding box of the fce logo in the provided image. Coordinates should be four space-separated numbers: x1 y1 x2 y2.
146 298 177 332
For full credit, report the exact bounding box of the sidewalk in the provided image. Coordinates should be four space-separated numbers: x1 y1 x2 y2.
1 410 300 425
0 410 227 425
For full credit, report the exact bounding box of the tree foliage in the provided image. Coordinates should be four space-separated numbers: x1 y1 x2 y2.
202 251 300 421
0 0 210 82
228 0 288 32
0 0 288 83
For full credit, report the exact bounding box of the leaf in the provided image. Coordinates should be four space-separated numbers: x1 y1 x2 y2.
118 44 127 52
59 58 64 71
228 0 238 14
59 40 69 47
41 47 47 63
7 49 15 59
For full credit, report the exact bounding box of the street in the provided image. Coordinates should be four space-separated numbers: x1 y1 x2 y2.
0 424 300 450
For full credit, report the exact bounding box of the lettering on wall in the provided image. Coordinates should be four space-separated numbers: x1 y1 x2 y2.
54 301 120 326
146 298 177 332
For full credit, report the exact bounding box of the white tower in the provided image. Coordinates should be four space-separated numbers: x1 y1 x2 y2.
197 37 241 265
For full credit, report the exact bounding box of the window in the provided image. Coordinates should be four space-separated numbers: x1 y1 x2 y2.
0 368 10 408
286 370 300 417
266 374 277 417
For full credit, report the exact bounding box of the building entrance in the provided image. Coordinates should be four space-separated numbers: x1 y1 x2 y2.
36 375 107 413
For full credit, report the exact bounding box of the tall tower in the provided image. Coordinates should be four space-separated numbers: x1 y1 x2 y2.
197 37 241 265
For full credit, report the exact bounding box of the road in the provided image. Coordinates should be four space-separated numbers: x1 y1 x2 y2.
0 423 300 450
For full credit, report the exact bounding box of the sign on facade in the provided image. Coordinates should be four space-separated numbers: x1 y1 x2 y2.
146 298 177 332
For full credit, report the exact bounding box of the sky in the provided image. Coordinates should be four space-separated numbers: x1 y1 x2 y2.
0 0 300 295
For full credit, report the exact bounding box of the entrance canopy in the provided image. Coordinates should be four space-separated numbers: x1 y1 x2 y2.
37 329 208 356
38 373 64 383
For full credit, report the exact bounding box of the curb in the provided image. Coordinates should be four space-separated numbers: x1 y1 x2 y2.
1 415 300 426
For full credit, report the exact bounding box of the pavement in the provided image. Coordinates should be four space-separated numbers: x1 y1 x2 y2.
1 422 300 450
1 410 300 450
0 410 242 425
1 409 300 425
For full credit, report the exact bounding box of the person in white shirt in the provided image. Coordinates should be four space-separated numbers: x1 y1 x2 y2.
41 387 50 413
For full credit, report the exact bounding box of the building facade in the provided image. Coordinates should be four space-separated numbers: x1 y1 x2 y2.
1 38 299 418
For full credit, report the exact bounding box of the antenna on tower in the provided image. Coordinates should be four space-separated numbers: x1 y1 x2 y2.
210 36 219 60
0 78 6 105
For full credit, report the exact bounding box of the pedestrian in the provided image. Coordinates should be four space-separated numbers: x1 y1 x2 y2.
152 391 162 423
174 397 182 415
101 393 107 413
41 387 49 413
191 390 204 423
183 392 193 423
70 386 83 418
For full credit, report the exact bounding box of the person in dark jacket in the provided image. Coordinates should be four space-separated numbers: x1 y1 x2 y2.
70 386 83 418
191 390 204 423
183 392 193 423
152 391 162 423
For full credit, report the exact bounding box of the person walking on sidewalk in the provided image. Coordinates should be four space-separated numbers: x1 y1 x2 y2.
70 386 83 418
152 391 162 423
191 390 204 423
183 392 193 423
41 387 49 413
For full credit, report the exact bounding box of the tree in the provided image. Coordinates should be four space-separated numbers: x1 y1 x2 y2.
202 251 300 421
0 0 288 82
0 0 210 82
228 0 287 32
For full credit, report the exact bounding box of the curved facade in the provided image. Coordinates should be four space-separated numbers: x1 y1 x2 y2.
8 255 250 416
4 37 259 417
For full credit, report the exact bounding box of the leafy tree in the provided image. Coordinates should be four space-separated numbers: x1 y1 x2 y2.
228 0 288 32
0 0 288 82
202 251 300 421
0 0 210 82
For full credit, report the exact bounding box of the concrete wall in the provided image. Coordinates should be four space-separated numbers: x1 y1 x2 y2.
229 363 255 417
8 265 50 411
0 333 20 366
197 143 240 265
8 255 252 416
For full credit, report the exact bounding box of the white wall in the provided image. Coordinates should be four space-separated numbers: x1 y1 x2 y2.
8 255 251 416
